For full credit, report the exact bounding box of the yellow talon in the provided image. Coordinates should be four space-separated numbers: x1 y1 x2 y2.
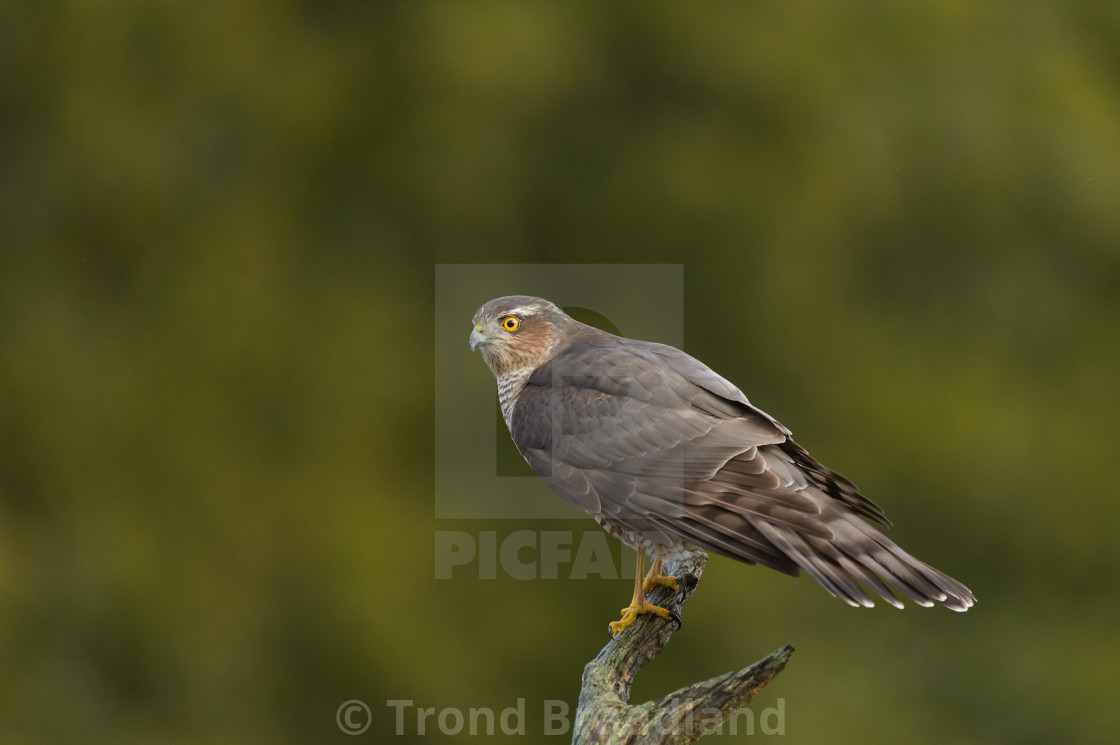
643 562 679 595
609 599 674 636
608 552 681 637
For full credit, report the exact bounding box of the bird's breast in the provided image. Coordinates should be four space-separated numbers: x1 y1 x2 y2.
496 366 535 430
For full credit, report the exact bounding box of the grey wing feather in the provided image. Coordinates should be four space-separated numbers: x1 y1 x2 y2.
509 340 975 611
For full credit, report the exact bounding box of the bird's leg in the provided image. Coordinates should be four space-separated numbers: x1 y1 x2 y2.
608 550 681 637
642 558 680 595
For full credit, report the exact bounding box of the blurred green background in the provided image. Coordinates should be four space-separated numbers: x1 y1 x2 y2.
2 1 1119 743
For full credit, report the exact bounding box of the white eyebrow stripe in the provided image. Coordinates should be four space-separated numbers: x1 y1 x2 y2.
500 306 541 317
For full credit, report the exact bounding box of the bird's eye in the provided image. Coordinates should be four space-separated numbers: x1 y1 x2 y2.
501 316 521 332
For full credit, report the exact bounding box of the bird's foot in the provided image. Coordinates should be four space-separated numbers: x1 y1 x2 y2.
608 599 681 637
643 573 679 595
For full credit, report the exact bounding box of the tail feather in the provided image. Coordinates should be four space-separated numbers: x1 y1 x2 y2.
747 510 975 611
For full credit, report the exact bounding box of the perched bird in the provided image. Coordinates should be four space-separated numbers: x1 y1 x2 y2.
470 295 975 635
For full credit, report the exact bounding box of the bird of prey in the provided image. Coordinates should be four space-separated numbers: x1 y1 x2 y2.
469 295 975 635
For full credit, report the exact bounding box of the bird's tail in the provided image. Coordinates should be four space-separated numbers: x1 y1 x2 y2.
751 512 976 611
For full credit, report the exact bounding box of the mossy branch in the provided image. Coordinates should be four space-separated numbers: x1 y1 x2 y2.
573 552 793 744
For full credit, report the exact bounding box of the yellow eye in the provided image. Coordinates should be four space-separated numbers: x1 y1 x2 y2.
501 316 521 332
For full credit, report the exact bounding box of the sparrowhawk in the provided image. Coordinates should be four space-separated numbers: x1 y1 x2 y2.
469 295 975 635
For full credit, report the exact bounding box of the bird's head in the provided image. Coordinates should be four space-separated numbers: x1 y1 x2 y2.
470 295 568 378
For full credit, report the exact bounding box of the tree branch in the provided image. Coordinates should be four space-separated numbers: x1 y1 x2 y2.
573 552 793 744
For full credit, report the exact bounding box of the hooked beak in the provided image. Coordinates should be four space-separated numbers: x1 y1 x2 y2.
469 322 490 351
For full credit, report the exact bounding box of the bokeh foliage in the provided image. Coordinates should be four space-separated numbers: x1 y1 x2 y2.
1 1 1118 743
